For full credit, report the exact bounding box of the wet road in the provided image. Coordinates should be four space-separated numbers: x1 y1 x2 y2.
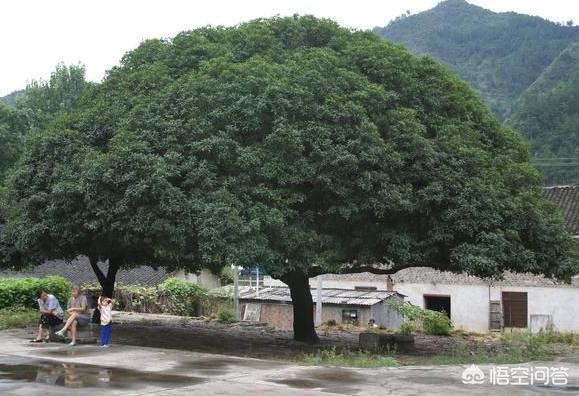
0 331 578 395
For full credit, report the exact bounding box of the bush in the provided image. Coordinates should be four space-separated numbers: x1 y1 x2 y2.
398 322 415 336
422 311 452 336
217 308 237 324
219 267 234 285
159 278 208 316
0 276 71 310
389 301 453 336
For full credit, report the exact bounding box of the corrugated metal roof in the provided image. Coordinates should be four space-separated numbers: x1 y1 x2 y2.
235 286 402 306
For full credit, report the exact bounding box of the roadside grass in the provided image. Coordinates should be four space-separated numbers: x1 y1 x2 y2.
0 308 37 330
300 347 399 368
408 332 556 366
503 330 579 347
409 345 552 366
301 331 571 368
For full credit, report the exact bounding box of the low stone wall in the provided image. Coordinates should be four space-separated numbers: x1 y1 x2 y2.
359 332 415 353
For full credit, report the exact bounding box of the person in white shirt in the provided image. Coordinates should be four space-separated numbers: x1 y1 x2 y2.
98 296 113 347
30 288 64 343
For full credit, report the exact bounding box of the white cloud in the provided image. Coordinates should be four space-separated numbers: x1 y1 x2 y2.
1 0 577 96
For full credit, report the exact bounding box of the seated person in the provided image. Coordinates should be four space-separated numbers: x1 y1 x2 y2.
31 288 64 343
55 285 90 346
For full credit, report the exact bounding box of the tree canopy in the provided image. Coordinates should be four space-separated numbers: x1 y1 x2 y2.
16 63 89 133
3 16 576 341
0 63 89 271
0 104 27 183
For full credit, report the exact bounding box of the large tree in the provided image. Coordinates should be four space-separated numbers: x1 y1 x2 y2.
4 17 577 342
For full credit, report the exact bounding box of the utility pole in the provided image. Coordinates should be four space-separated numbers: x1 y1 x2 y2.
233 264 240 320
256 266 260 297
315 276 322 326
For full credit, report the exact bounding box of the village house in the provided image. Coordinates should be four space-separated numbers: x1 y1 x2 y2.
263 269 579 333
236 286 405 331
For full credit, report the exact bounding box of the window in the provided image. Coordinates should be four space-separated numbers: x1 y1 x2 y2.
424 295 451 318
342 309 359 324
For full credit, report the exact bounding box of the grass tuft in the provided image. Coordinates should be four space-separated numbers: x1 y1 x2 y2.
301 347 399 368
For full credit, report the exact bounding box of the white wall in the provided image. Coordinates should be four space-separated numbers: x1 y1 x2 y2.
174 269 221 289
490 285 579 333
378 282 579 333
395 283 490 332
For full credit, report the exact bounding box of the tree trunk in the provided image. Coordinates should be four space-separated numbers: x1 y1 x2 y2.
89 257 120 297
89 256 120 323
282 270 319 343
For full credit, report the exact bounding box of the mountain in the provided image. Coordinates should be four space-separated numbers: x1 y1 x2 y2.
373 0 579 120
0 90 24 107
508 42 579 185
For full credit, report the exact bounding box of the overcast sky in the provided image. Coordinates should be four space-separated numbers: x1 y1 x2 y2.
1 0 578 96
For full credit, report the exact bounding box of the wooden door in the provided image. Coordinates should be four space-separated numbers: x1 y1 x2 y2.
502 292 527 328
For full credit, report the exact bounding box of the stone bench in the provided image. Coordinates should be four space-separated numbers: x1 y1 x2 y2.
48 309 99 344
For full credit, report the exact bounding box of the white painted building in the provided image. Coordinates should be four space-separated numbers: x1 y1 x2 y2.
264 268 579 333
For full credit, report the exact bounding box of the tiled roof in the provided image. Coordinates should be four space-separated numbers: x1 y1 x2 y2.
544 185 579 236
228 286 402 306
317 267 579 288
0 257 171 286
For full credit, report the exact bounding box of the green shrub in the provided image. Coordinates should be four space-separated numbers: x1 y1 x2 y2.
389 301 452 336
219 267 234 285
422 310 452 336
217 308 237 324
159 277 208 316
0 276 71 310
398 322 415 335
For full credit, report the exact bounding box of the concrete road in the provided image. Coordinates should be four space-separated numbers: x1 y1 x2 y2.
0 331 577 395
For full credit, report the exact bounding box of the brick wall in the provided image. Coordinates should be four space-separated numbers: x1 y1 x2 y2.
259 303 295 330
242 301 373 330
321 305 371 325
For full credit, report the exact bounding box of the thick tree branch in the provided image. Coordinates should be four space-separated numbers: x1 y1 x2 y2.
88 256 106 287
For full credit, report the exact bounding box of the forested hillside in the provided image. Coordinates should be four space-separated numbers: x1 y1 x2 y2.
374 0 579 120
0 90 24 107
509 42 579 185
374 0 579 185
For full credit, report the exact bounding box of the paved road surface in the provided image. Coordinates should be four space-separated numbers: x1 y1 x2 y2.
0 331 577 395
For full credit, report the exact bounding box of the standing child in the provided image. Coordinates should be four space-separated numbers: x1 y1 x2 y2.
97 296 113 348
